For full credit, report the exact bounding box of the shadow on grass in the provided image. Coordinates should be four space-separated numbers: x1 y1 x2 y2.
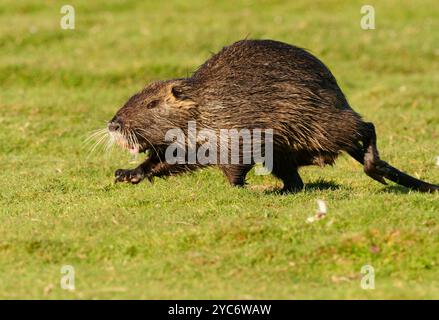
262 179 342 195
380 185 411 194
248 180 419 195
305 180 341 192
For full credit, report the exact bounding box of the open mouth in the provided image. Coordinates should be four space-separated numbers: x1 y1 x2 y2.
120 141 149 154
107 127 152 155
109 132 138 153
128 146 150 154
128 146 139 154
124 142 150 155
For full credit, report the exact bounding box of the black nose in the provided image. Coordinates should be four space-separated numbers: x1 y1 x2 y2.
108 120 122 132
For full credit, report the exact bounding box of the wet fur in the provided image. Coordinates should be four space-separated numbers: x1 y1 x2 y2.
110 39 438 193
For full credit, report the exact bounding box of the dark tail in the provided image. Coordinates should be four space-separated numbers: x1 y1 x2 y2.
347 122 439 193
374 159 439 193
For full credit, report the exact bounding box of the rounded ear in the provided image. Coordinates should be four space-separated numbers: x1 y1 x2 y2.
170 80 192 101
171 85 187 100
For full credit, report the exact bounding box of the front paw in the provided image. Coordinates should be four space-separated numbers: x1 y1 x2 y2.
114 168 145 184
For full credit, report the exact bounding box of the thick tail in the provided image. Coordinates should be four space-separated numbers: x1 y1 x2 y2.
373 159 439 193
347 123 439 193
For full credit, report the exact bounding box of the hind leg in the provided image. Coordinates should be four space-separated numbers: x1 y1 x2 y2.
348 122 439 192
271 155 304 193
347 122 387 185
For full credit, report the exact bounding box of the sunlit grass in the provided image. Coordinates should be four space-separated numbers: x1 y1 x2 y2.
0 0 438 299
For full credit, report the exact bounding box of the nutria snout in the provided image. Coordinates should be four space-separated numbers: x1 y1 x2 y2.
107 39 438 193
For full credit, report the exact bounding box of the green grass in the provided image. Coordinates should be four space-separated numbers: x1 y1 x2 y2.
1 0 438 299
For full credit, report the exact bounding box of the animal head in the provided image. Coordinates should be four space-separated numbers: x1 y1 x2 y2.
107 79 198 154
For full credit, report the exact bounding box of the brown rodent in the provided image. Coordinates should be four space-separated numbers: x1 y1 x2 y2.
107 39 438 193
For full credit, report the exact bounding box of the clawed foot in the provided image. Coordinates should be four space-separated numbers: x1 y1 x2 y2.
364 157 388 186
115 168 145 184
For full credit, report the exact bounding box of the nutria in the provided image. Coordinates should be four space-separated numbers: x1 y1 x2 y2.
107 39 438 193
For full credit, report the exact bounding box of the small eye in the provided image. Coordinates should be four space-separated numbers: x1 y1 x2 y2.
146 100 159 109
